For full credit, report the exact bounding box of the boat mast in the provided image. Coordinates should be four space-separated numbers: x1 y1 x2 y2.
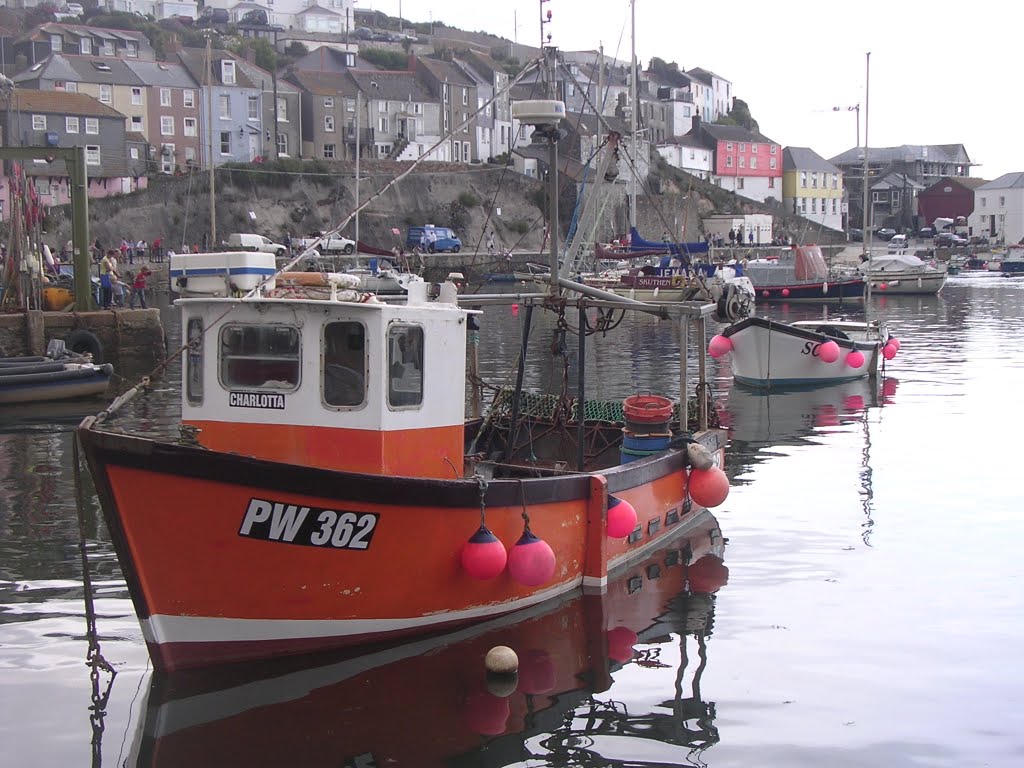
862 52 871 308
355 90 361 249
205 36 216 248
629 0 637 231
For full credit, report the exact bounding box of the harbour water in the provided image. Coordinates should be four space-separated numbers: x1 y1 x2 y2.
2 273 1023 766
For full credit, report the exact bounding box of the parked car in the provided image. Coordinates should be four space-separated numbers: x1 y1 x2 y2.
876 227 896 240
848 227 863 242
406 225 462 253
969 235 990 246
934 233 967 248
227 233 288 257
918 227 934 239
295 231 356 255
197 7 229 26
240 9 268 25
352 27 373 39
64 2 84 15
887 234 909 252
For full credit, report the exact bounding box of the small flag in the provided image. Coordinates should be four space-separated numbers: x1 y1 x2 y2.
391 227 400 235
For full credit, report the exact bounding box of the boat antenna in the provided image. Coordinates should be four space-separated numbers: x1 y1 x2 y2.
629 0 637 230
862 52 872 311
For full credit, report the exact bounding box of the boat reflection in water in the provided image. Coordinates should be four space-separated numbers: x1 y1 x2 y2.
126 515 728 767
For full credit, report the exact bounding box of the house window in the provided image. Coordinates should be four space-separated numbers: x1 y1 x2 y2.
66 116 79 133
65 81 78 93
811 198 817 213
980 197 986 208
324 97 334 108
277 98 288 122
85 145 100 165
248 97 259 120
442 83 449 103
739 143 746 152
768 176 776 188
36 179 50 195
750 157 757 169
346 98 355 112
324 115 335 132
125 42 138 58
739 157 745 168
130 147 139 159
277 133 288 156
1000 196 1006 206
770 157 777 170
85 118 98 134
222 60 236 85
751 144 758 153
832 173 838 189
219 95 230 119
443 111 449 130
185 147 196 164
51 34 62 52
737 177 744 189
463 143 470 162
413 102 422 114
873 191 885 203
690 148 695 159
184 89 195 108
462 88 468 106
161 116 174 135
832 199 838 214
811 173 818 188
344 53 354 66
725 156 733 168
324 143 335 159
800 198 807 213
99 85 112 104
131 115 143 131
770 145 777 154
160 88 172 107
726 142 733 151
379 100 387 113
220 132 231 155
131 87 142 105
379 116 389 133
80 38 91 55
800 171 807 188
184 117 197 137
101 42 114 56
32 114 46 130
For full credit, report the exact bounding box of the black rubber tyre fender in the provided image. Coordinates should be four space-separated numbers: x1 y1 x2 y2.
65 329 104 363
815 324 850 340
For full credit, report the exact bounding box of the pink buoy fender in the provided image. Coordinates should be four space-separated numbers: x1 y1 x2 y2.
688 465 730 508
818 340 841 363
882 343 897 361
460 525 508 580
507 530 556 587
607 496 638 538
708 334 733 359
846 349 865 369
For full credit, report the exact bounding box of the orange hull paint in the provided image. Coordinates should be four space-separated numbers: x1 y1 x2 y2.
185 419 465 478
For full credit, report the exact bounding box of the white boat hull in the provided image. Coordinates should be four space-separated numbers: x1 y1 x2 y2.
722 317 883 388
866 269 947 295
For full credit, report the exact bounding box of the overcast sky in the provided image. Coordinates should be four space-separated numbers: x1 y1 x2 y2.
380 0 1018 180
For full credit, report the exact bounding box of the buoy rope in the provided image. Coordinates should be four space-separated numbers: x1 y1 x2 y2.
477 473 490 527
517 478 532 533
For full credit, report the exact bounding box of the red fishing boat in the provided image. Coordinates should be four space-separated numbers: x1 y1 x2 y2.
77 92 731 672
127 520 729 766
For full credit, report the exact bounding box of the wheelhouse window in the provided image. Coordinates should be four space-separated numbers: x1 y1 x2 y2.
323 321 366 407
187 318 204 404
220 324 300 390
388 324 423 408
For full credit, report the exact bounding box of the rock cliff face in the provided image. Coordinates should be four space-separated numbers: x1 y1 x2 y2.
47 163 558 255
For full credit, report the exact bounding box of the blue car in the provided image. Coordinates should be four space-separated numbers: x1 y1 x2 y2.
406 226 462 253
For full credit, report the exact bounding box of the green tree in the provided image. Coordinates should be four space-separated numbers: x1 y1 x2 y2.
715 98 759 132
359 48 409 70
231 38 277 71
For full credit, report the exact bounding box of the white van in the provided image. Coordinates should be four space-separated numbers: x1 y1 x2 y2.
228 233 288 257
887 234 909 253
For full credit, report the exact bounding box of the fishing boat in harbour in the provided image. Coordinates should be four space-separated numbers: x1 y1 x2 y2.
124 521 728 765
860 252 948 295
742 244 866 302
1000 244 1024 274
76 83 732 672
0 343 112 405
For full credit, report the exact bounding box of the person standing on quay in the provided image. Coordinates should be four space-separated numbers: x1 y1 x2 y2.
130 266 152 309
99 249 119 309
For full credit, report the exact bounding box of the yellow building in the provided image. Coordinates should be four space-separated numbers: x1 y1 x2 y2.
782 147 845 233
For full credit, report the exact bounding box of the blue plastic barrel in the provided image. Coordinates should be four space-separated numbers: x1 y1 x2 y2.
622 431 672 452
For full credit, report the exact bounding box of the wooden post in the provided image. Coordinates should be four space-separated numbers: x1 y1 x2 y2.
679 313 690 433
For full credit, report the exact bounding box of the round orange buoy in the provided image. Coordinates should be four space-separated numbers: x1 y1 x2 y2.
607 496 638 538
819 340 841 363
688 466 729 508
